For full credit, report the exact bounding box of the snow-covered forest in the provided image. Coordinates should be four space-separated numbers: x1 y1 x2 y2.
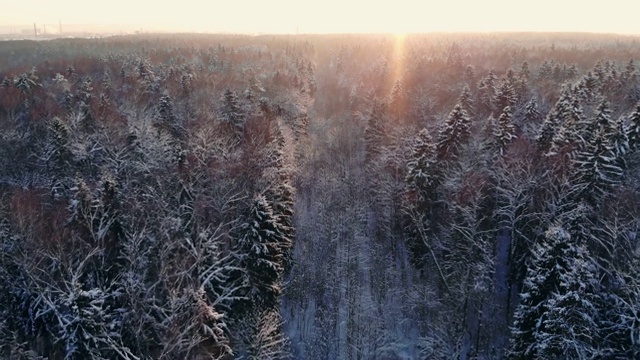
1 32 640 359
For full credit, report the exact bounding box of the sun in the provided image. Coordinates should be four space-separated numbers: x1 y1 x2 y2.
393 31 407 38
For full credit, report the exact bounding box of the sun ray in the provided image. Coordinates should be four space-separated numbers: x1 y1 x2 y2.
390 33 407 121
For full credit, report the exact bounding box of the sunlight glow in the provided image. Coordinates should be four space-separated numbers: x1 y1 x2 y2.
392 33 406 82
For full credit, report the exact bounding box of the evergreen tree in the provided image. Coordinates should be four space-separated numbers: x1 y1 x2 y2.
627 102 640 150
155 92 184 140
520 61 531 81
493 106 517 155
406 128 438 201
364 98 387 163
158 92 176 124
509 226 600 360
237 195 286 308
494 78 517 114
101 68 111 96
458 85 475 116
536 90 572 152
1 76 11 88
49 117 72 178
591 99 628 167
221 89 245 139
390 79 403 106
477 70 497 114
264 125 295 270
571 130 624 207
523 98 540 124
550 96 586 154
437 104 471 159
465 65 476 85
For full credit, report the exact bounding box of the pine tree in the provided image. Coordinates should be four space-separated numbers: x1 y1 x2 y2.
364 98 387 163
49 117 72 178
477 70 497 114
520 61 531 81
458 85 475 116
101 69 111 96
390 79 403 105
494 78 517 115
523 98 540 124
389 79 404 118
406 128 438 201
1 76 11 88
237 195 286 308
465 65 476 85
437 104 471 160
551 96 586 154
221 89 245 139
571 130 624 207
509 226 600 360
264 125 295 270
592 99 628 166
627 102 640 150
155 92 184 140
493 106 517 155
158 92 176 124
78 74 93 98
536 90 572 152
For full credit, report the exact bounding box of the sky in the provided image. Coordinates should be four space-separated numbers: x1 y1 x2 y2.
1 0 640 34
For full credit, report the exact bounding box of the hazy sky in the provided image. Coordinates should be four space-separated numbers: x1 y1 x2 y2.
2 0 640 34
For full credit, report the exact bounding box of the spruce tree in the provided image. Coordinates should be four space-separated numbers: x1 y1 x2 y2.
523 98 540 124
155 92 184 140
627 102 640 150
237 195 286 308
494 78 517 115
364 98 387 163
477 70 497 114
571 130 624 207
436 104 471 160
509 226 600 360
221 89 245 139
551 96 586 154
389 78 403 112
406 128 438 201
49 116 72 178
493 106 516 155
536 91 572 152
458 85 475 116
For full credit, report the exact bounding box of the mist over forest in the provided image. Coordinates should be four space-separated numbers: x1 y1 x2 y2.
1 32 640 359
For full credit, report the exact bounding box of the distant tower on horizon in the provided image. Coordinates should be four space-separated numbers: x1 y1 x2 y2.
59 20 62 34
